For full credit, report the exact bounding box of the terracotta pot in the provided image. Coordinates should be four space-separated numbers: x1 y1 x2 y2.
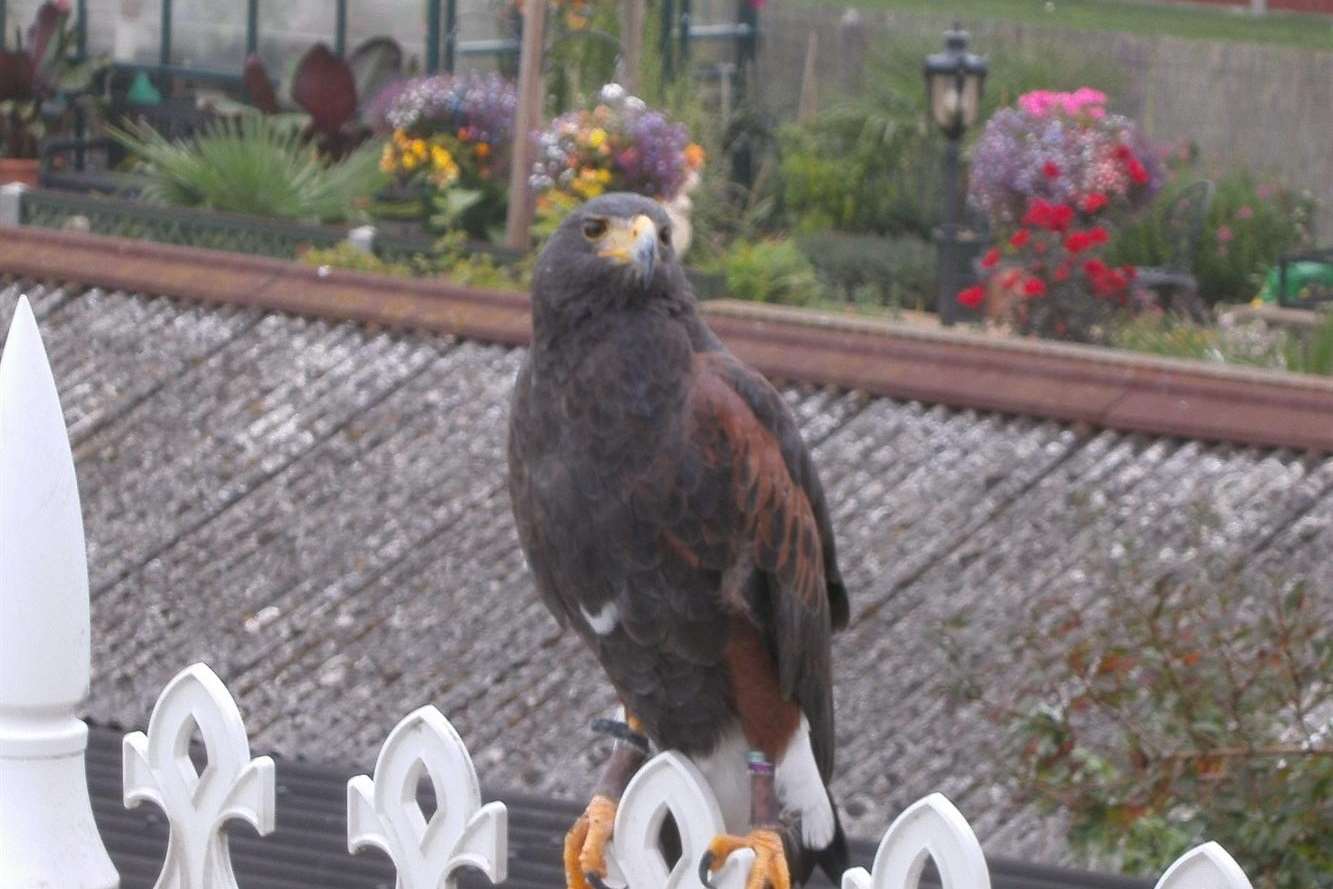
0 157 39 188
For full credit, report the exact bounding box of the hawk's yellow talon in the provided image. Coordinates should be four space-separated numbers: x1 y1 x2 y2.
700 828 790 889
565 795 618 889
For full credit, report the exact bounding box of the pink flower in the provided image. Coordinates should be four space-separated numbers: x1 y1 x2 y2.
1217 225 1234 243
1236 206 1254 220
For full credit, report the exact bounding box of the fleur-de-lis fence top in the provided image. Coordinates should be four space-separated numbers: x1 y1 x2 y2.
603 752 754 889
348 705 509 889
842 793 989 889
123 662 276 889
1153 843 1254 889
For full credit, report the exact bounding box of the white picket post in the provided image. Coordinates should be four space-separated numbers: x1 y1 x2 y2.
348 705 508 889
0 297 120 889
123 662 276 889
1154 842 1254 889
602 751 753 889
842 793 990 889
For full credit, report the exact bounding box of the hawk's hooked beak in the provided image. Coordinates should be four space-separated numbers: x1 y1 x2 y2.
598 214 657 282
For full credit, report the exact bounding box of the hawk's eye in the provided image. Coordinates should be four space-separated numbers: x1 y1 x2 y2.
583 218 608 240
659 227 672 248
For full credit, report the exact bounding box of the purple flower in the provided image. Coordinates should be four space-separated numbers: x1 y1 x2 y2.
530 83 694 200
969 93 1163 229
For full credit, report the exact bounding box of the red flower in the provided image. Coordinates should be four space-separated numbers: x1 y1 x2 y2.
957 286 986 308
1080 192 1109 214
1050 204 1075 231
1022 199 1052 228
1113 144 1133 162
1023 277 1048 297
1128 159 1150 185
1083 258 1109 279
981 248 1001 269
1089 226 1109 246
1064 231 1093 254
1010 228 1031 249
1122 265 1137 282
1021 198 1075 232
1042 161 1061 179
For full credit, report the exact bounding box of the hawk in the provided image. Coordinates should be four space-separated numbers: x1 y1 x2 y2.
508 193 849 889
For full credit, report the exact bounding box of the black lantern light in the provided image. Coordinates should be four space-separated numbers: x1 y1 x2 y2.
924 24 987 141
924 24 987 325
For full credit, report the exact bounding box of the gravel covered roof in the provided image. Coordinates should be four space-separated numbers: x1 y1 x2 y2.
4 279 1330 869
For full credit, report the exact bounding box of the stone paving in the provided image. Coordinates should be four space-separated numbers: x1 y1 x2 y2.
3 280 1330 865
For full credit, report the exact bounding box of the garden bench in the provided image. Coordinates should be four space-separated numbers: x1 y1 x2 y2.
1132 178 1214 319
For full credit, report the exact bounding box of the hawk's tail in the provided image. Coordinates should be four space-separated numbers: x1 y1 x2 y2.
814 797 850 885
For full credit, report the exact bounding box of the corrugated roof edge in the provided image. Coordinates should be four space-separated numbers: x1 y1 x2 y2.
2 227 1330 453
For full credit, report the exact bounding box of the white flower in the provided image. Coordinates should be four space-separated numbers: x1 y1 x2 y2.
599 83 626 102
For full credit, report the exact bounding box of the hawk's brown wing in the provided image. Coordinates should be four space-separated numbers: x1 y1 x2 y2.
675 349 849 779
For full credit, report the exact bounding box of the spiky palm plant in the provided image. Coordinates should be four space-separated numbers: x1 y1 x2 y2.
110 114 386 223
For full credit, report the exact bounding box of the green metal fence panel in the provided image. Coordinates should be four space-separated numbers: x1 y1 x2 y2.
246 0 258 56
335 0 348 56
17 190 348 260
427 0 442 73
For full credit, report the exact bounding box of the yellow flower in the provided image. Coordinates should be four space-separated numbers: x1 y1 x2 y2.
401 151 420 172
587 128 607 149
409 139 428 160
380 143 397 173
571 167 608 199
429 145 460 186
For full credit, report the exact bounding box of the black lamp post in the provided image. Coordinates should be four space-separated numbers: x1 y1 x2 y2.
924 24 987 325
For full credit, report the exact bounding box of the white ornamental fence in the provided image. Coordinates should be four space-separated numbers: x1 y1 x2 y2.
0 296 1259 889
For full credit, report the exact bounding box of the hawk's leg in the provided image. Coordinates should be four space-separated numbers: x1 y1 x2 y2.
564 714 649 889
699 753 792 889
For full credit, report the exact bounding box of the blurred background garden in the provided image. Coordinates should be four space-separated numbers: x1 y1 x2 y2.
1 0 1330 364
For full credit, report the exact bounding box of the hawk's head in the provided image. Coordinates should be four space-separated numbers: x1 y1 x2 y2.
531 192 688 329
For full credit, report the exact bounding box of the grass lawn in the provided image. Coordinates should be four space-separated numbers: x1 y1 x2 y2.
803 0 1333 51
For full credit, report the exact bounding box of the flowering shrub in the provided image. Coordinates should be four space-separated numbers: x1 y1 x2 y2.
962 88 1164 340
530 83 704 208
969 88 1164 231
958 194 1140 342
1110 167 1317 305
373 72 518 236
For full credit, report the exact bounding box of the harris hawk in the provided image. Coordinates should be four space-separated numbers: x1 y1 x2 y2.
507 193 850 889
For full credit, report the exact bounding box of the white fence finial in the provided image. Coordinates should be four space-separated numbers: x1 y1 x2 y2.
842 793 990 889
348 705 508 889
603 751 754 889
0 296 119 889
1154 842 1255 889
123 662 275 889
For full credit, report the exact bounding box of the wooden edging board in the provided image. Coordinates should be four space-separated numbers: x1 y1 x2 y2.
2 226 1330 453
